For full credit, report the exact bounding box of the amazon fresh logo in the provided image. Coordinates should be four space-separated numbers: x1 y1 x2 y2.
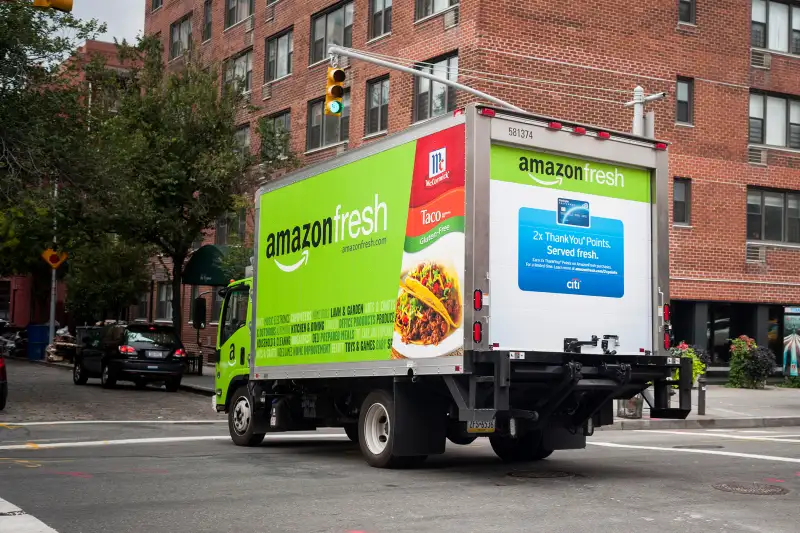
264 194 388 272
518 156 626 188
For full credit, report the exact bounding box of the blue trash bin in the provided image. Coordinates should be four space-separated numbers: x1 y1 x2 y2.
27 324 49 361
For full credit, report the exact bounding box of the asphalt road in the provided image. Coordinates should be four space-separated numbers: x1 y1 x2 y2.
2 360 799 533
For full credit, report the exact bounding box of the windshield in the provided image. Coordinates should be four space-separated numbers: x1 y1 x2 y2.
221 289 249 345
125 328 179 350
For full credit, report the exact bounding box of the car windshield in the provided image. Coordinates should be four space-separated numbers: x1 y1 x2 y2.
125 328 179 349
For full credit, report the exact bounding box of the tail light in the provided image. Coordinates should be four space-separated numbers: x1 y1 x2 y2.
663 303 671 322
174 349 186 357
0 356 6 381
572 126 587 135
473 290 483 311
663 331 671 350
547 121 562 130
597 131 611 140
118 345 136 354
478 108 496 117
473 322 482 344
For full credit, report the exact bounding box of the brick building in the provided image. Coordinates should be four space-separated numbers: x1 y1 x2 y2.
143 0 800 366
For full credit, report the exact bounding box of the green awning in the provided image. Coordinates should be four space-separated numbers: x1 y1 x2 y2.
182 245 230 286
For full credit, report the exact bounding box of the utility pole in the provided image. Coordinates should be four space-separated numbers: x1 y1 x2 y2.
624 85 666 139
48 179 58 346
327 45 525 113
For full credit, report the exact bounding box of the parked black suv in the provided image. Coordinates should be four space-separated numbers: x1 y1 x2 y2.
73 323 185 391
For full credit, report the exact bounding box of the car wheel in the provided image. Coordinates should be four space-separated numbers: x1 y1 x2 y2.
0 385 6 411
228 386 265 447
343 423 358 442
489 431 553 463
165 378 180 393
100 364 116 389
358 389 427 469
73 361 88 385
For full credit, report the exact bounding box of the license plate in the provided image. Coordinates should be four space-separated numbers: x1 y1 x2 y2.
467 420 495 434
146 351 165 359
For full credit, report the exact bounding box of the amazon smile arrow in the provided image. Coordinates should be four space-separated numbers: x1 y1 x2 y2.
275 249 309 272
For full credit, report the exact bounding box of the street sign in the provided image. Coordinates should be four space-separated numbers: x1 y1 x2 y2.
41 248 67 269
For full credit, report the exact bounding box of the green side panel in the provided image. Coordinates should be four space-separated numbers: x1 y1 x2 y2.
490 144 651 202
404 216 465 253
255 142 416 367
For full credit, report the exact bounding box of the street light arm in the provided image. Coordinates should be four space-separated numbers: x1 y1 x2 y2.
327 45 526 113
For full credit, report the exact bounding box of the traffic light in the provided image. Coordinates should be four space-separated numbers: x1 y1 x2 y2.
325 67 346 116
32 0 73 12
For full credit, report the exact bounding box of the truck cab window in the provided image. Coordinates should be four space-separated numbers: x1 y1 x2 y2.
221 289 249 345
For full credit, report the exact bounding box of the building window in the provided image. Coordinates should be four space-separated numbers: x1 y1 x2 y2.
152 0 163 11
225 0 254 29
271 110 291 134
310 2 353 64
234 124 251 154
370 0 392 39
0 280 11 321
678 0 695 24
307 91 350 150
749 92 800 148
266 30 293 82
135 291 149 321
216 209 247 246
169 14 192 60
203 0 213 41
414 53 458 122
187 286 199 321
225 50 253 93
366 77 389 135
416 0 459 20
156 282 173 321
747 188 800 243
752 0 800 54
674 178 691 225
676 78 693 124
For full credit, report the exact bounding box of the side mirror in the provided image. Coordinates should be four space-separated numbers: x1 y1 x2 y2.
192 297 207 330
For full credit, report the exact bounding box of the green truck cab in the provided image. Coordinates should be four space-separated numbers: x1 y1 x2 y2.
212 278 251 418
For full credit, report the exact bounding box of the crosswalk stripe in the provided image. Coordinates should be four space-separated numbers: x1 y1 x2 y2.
0 497 59 533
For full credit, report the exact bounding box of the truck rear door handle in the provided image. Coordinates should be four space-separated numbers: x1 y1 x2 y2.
240 347 245 366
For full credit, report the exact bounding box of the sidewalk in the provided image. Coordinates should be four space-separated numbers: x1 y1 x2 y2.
11 358 800 430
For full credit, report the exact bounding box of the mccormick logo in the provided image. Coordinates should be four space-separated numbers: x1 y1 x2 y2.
427 148 450 186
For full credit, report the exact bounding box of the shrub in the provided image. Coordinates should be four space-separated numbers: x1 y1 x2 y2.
778 376 800 388
727 335 775 389
670 341 706 387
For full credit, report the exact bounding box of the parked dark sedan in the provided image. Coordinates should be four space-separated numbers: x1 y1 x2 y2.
73 323 185 391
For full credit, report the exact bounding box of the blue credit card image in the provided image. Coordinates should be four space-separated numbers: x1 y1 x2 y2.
557 198 590 228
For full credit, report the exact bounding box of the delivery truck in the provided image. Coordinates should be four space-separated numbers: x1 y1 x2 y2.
203 104 693 468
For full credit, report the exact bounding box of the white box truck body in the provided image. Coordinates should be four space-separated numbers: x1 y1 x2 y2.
210 104 692 468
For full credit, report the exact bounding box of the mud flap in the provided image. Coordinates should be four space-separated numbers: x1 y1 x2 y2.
392 380 447 457
543 427 587 450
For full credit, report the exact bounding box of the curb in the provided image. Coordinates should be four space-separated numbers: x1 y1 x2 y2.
598 416 800 431
9 356 214 395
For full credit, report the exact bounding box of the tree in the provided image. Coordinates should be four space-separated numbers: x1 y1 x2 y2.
89 37 294 338
65 236 152 324
0 2 104 276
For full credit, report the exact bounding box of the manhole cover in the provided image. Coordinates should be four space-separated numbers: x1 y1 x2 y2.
674 445 724 449
712 482 789 495
508 470 574 479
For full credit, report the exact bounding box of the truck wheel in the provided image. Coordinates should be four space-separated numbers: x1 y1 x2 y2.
343 423 358 442
359 390 425 468
228 386 265 447
490 431 553 463
73 361 88 385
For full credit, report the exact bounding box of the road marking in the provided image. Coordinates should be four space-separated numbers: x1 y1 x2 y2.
0 433 348 451
1 420 226 427
0 497 59 532
589 441 800 464
640 429 800 444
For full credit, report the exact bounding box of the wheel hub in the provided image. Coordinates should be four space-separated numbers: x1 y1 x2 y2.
364 403 390 455
233 397 251 435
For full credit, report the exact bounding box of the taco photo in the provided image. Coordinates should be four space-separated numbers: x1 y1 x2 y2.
394 261 463 348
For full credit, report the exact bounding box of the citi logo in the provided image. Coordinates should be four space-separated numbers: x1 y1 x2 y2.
567 278 581 290
429 148 446 178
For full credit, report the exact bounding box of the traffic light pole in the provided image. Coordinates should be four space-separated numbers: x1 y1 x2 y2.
327 45 525 113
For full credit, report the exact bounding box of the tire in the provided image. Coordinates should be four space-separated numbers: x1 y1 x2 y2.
72 361 88 385
344 423 358 442
228 386 265 447
489 431 553 463
358 389 427 469
0 385 6 411
100 364 116 389
447 434 478 446
165 378 181 393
